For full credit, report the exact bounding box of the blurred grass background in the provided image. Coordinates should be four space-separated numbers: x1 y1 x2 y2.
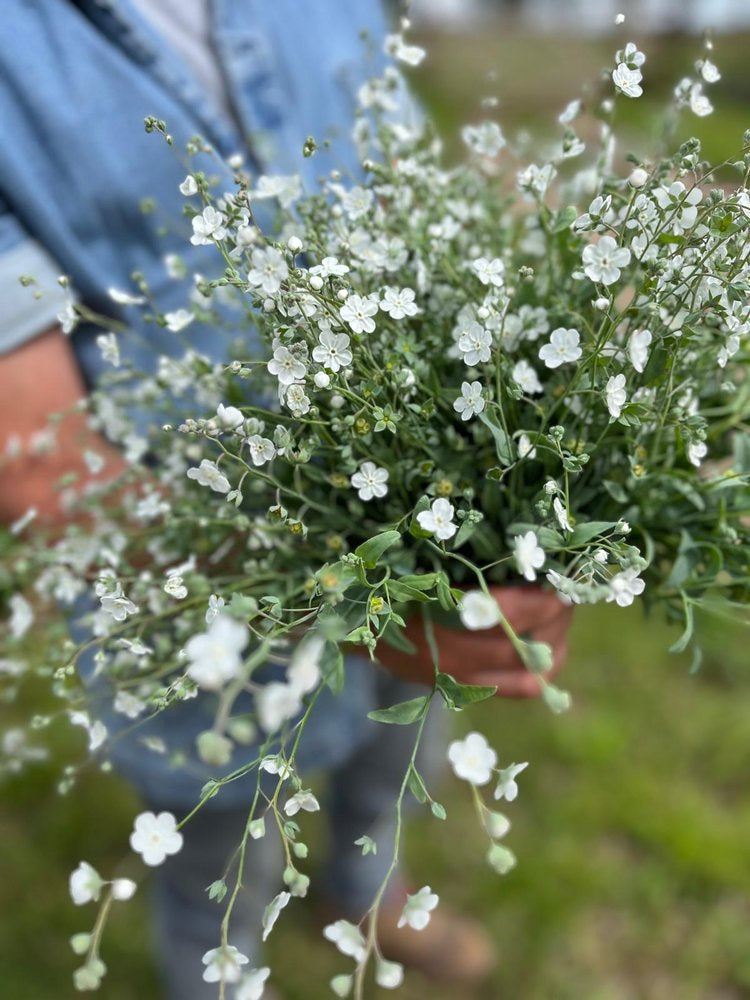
2 19 750 1000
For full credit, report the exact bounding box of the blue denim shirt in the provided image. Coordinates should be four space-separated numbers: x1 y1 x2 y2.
0 0 395 383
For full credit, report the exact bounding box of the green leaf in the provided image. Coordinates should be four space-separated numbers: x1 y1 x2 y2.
407 765 428 804
454 517 480 549
320 642 344 695
367 695 428 725
387 581 432 603
568 521 618 547
478 411 513 465
430 801 447 820
355 530 401 567
395 573 438 591
552 204 578 232
409 495 433 538
436 672 497 710
379 621 417 654
668 592 694 654
436 573 457 611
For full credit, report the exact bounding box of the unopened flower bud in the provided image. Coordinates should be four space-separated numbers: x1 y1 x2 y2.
628 166 649 187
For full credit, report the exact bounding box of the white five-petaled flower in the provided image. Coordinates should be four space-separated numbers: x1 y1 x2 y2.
312 331 352 372
267 346 307 385
612 63 643 98
608 568 646 607
514 530 545 581
339 293 378 334
461 121 506 157
187 459 231 494
689 82 713 117
453 380 485 420
495 761 529 802
96 332 120 367
129 811 183 867
458 322 492 366
582 236 631 285
179 174 198 196
262 891 291 942
247 246 289 295
375 959 404 990
164 309 194 332
628 328 652 373
309 256 349 278
605 373 628 419
538 328 582 369
553 497 573 533
688 441 708 467
472 257 505 287
458 590 502 630
98 581 138 622
185 614 249 691
512 360 543 395
448 731 498 786
284 382 311 416
284 789 320 817
216 403 244 429
398 886 439 931
69 861 103 905
201 945 250 985
417 498 457 541
236 968 272 1000
323 920 367 961
246 435 276 466
380 285 418 319
350 461 389 501
190 206 227 245
256 683 302 732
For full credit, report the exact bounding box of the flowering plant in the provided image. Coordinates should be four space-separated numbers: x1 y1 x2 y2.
3 26 750 998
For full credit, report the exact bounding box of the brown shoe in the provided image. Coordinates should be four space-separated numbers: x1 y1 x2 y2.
372 889 496 985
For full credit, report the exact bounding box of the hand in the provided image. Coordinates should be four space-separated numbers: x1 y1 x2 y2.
376 585 573 698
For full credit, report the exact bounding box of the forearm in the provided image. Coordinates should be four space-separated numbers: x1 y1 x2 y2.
0 327 125 525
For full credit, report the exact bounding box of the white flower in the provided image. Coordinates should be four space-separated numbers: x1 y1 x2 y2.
256 682 302 732
267 346 307 386
458 590 502 631
494 762 529 802
206 594 225 625
164 574 188 600
689 83 713 117
375 960 404 990
69 710 108 752
284 790 320 817
514 531 545 581
612 63 643 98
114 690 146 719
9 593 33 639
253 174 301 208
417 498 457 541
582 236 631 285
190 206 227 245
187 459 231 494
448 732 497 786
553 497 573 533
339 294 378 334
310 256 349 278
129 811 183 867
312 331 352 372
107 286 146 305
512 360 543 395
262 891 291 942
517 433 537 459
314 371 330 389
473 257 505 287
458 323 492 365
350 461 389 501
202 945 250 984
98 582 138 622
380 286 418 319
216 404 244 429
246 435 276 466
605 373 627 419
69 862 103 905
288 635 324 695
688 441 708 467
284 382 311 416
453 380 485 421
699 59 721 83
324 920 367 962
539 328 582 369
111 878 137 901
179 174 198 196
164 309 194 332
185 615 248 691
608 568 646 607
628 166 649 188
462 121 506 157
248 246 289 295
236 967 272 1000
628 328 652 373
384 32 426 66
397 886 439 931
96 332 120 367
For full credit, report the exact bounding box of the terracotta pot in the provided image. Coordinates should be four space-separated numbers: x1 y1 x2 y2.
376 585 573 699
